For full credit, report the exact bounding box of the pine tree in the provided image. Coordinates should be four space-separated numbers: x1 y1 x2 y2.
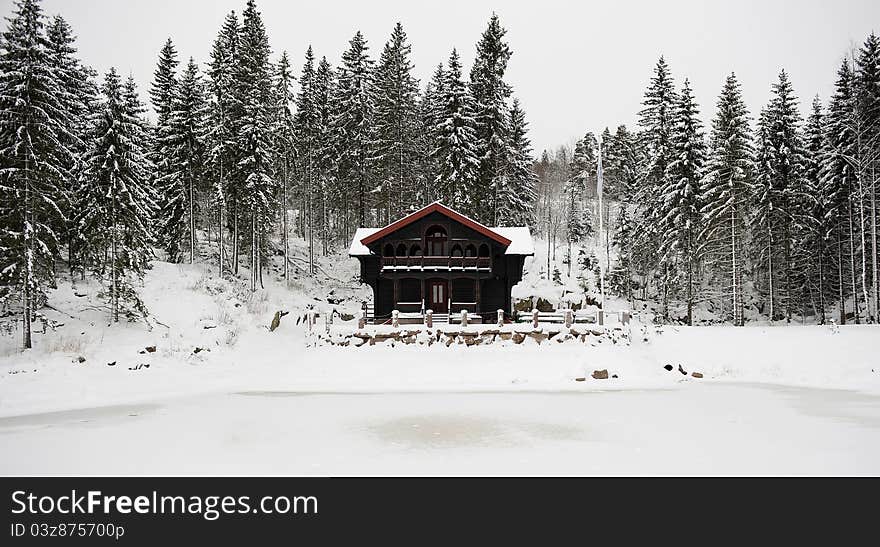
799 96 831 322
273 50 295 282
700 73 753 326
431 49 480 212
660 78 706 324
149 38 179 211
822 60 860 323
469 13 513 225
562 133 595 276
636 56 678 317
603 125 642 201
500 98 538 226
0 0 76 349
330 31 375 229
372 22 420 224
419 63 447 202
236 0 276 292
80 68 155 322
156 57 208 264
855 33 880 321
751 70 806 321
45 15 96 277
312 56 336 254
206 10 239 277
294 46 318 272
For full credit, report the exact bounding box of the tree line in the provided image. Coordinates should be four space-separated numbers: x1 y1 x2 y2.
0 0 538 348
539 39 880 326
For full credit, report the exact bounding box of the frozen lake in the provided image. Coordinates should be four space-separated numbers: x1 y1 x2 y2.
2 382 878 475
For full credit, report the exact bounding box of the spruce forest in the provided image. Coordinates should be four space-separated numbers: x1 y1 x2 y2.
1 0 880 353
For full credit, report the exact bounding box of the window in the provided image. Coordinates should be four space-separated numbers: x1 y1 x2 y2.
410 245 422 257
425 225 447 256
396 243 408 257
465 244 477 257
478 244 490 257
451 245 463 257
383 244 394 257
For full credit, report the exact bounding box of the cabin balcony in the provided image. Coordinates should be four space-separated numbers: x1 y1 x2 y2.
381 256 492 271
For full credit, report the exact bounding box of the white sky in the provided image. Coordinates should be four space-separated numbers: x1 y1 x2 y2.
4 0 880 152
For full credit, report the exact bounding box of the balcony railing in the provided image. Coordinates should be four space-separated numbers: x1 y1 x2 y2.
382 256 491 270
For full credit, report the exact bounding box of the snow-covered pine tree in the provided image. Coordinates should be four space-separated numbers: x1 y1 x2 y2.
45 14 97 279
855 33 880 322
469 13 513 226
636 56 678 317
798 96 831 322
603 124 642 202
148 38 179 226
273 50 295 282
499 98 538 227
236 0 276 292
312 56 336 255
562 133 595 277
699 73 753 326
419 63 447 203
750 70 806 322
822 60 860 324
0 0 77 349
431 49 481 213
372 22 420 224
80 68 156 322
156 57 208 264
206 10 240 278
660 78 706 325
293 46 318 271
330 31 375 230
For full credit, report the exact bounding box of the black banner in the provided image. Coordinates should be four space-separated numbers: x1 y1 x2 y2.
0 477 874 544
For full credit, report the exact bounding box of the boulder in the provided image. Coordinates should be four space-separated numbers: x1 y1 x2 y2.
691 372 703 379
664 364 674 371
592 369 609 380
575 377 586 382
512 332 525 344
678 364 687 375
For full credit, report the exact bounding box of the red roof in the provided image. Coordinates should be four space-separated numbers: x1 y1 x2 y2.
359 202 513 247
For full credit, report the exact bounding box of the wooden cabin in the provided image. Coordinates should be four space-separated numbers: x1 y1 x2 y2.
349 202 534 323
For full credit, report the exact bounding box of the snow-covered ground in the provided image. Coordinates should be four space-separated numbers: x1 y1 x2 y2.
1 243 879 475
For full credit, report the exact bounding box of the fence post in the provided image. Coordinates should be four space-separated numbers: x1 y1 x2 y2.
564 309 573 328
621 311 631 325
497 309 504 327
461 309 468 327
392 309 400 329
425 309 433 328
532 308 539 329
598 309 604 326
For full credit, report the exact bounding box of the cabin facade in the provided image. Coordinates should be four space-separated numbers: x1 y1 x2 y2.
349 202 534 323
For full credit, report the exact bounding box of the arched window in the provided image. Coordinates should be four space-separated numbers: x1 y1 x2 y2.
383 244 394 257
451 245 463 257
478 244 490 257
425 225 447 256
396 243 408 257
410 245 422 257
465 244 477 257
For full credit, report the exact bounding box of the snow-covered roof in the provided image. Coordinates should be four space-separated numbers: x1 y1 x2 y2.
491 227 534 256
349 225 533 257
348 202 534 257
348 228 381 256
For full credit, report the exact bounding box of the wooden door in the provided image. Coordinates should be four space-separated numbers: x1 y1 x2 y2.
427 280 448 313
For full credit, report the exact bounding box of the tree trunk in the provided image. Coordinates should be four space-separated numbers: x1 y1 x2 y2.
22 157 32 350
